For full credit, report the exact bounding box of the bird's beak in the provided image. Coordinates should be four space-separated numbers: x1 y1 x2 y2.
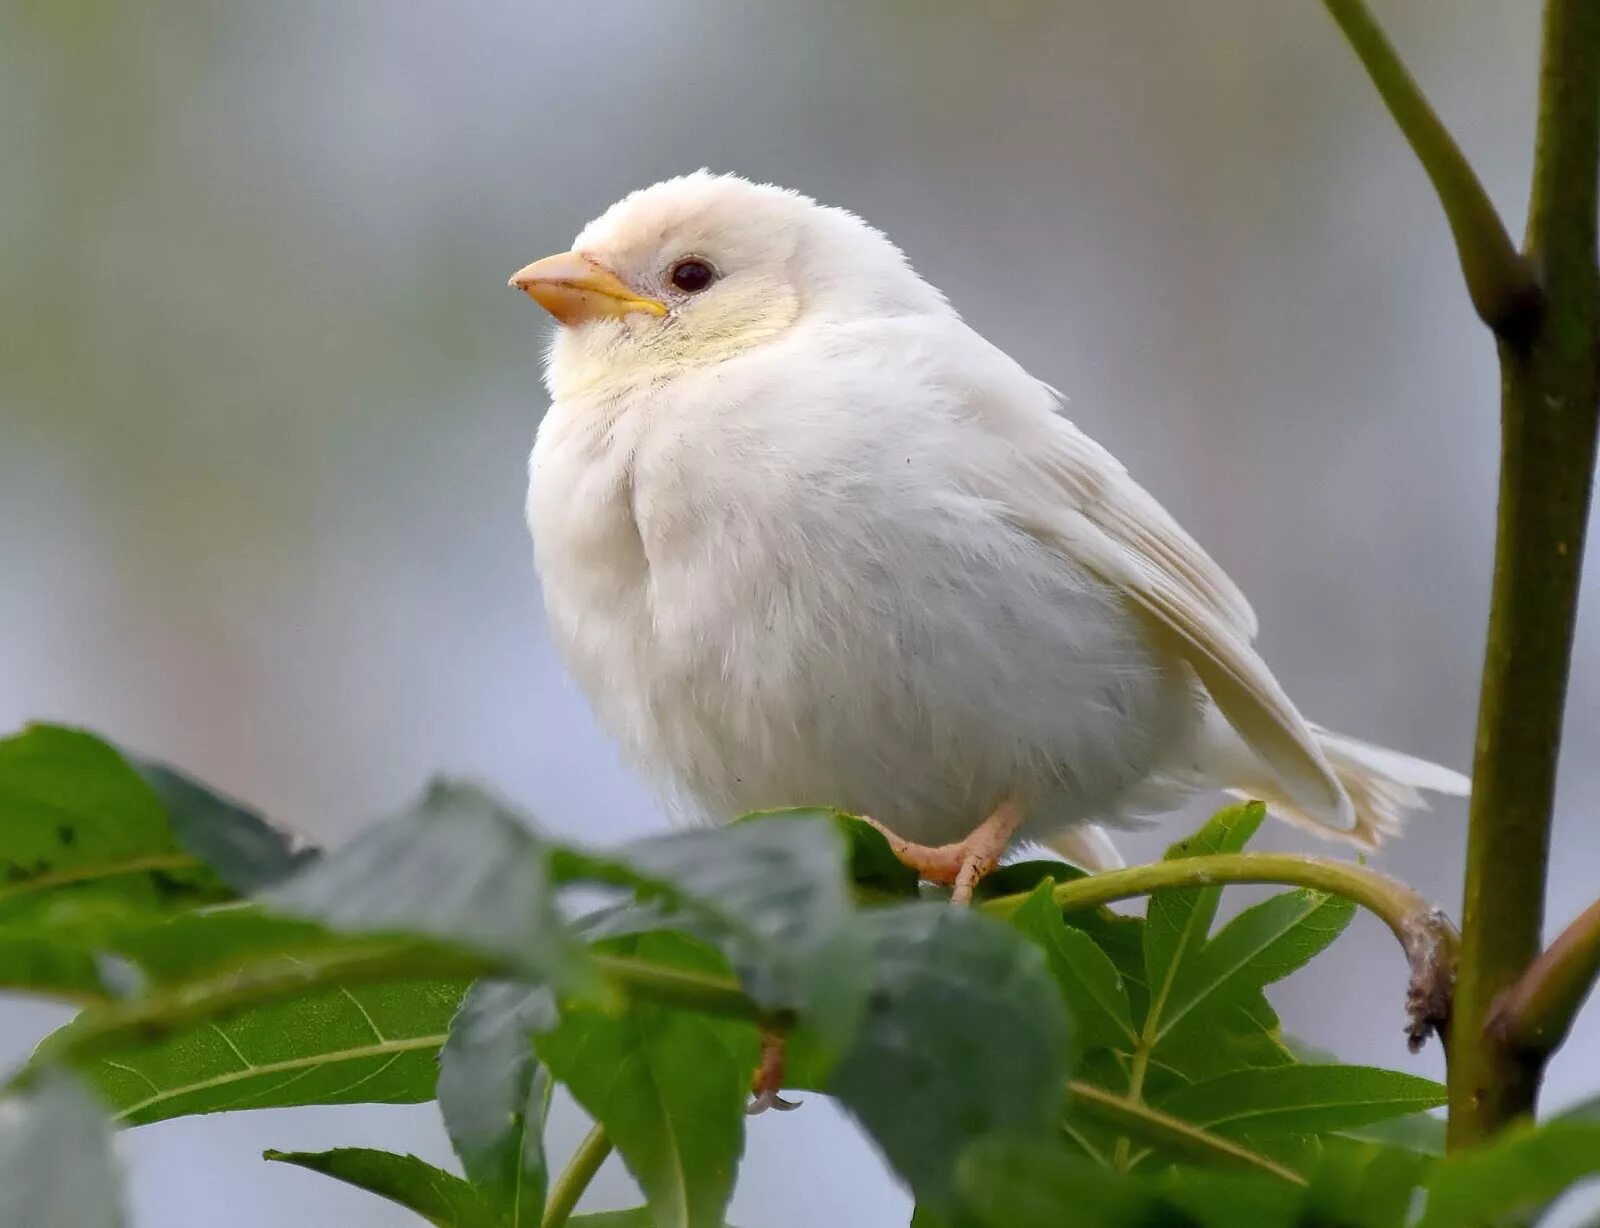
508 252 667 325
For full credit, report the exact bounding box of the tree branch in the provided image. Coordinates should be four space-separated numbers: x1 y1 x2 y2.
1447 0 1600 1150
983 852 1457 1048
1322 0 1542 337
1487 897 1600 1057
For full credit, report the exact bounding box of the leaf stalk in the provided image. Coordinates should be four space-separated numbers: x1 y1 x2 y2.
984 852 1457 1048
541 1124 614 1228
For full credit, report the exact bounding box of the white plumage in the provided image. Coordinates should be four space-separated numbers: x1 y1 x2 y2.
517 172 1467 868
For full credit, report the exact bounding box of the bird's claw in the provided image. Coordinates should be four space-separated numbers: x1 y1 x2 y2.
747 1088 802 1115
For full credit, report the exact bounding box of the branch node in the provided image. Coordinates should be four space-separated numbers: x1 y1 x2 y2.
1401 907 1458 1052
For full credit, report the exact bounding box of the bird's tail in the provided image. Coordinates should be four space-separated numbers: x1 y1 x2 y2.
1223 721 1469 849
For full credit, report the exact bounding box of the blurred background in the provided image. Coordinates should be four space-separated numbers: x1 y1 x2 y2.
2 1 1592 1224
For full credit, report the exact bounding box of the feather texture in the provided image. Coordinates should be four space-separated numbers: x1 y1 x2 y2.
522 172 1466 854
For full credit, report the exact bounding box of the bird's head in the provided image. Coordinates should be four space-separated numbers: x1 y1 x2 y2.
510 171 947 399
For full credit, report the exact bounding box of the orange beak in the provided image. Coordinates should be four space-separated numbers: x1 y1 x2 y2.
507 252 667 325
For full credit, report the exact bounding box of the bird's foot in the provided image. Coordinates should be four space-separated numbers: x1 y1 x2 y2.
747 1028 801 1115
863 801 1023 905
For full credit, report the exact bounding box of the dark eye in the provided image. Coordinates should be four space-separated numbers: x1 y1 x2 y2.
668 257 717 294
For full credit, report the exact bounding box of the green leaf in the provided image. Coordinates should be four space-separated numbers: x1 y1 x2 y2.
958 1139 1296 1228
267 781 591 993
568 1212 739 1227
1416 1117 1600 1228
1 897 349 1005
819 904 1072 1212
1067 1081 1307 1183
1340 1111 1448 1156
1143 802 1266 1005
437 980 558 1222
1158 890 1355 1045
130 758 315 892
1154 993 1297 1092
264 1148 495 1227
574 811 866 1053
77 970 467 1124
0 724 230 920
973 858 1089 901
961 1136 1427 1228
832 813 920 898
1059 903 1150 1032
87 905 341 984
536 933 755 1228
0 1073 123 1228
1300 1139 1433 1228
0 926 113 1002
1156 1065 1446 1139
1129 804 1300 1093
1008 881 1134 1050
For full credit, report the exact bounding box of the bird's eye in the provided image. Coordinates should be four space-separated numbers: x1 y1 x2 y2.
668 258 717 294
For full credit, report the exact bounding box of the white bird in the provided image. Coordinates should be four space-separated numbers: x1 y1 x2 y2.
511 171 1468 905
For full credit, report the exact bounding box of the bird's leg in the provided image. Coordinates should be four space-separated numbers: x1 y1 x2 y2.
747 1026 801 1115
865 800 1024 905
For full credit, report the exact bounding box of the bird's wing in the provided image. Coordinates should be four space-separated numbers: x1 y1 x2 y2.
963 361 1353 832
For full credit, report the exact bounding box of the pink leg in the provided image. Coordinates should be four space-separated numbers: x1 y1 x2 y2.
865 800 1024 905
747 1027 801 1115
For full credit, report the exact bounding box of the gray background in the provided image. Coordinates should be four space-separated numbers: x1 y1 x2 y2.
2 2 1595 1224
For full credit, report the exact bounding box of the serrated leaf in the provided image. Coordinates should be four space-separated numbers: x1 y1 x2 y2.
1157 890 1355 1046
535 933 755 1228
264 1147 495 1227
1151 990 1296 1090
1415 1118 1600 1228
1067 1081 1308 1182
437 980 558 1222
571 812 866 1054
0 725 231 920
130 758 315 892
268 781 591 993
1156 1065 1445 1139
1062 905 1150 1032
77 970 467 1124
0 1073 123 1228
1143 802 1266 1004
1008 881 1134 1050
819 904 1072 1212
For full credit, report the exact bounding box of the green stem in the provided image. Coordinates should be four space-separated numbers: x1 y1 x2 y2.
0 852 205 907
984 853 1456 1047
1322 0 1542 336
1067 1081 1306 1186
20 940 500 1081
1448 0 1600 1150
542 1124 614 1228
1487 896 1600 1056
13 944 775 1092
592 954 776 1025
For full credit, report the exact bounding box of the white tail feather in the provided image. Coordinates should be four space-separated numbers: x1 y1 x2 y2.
1225 722 1469 849
1043 823 1127 873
